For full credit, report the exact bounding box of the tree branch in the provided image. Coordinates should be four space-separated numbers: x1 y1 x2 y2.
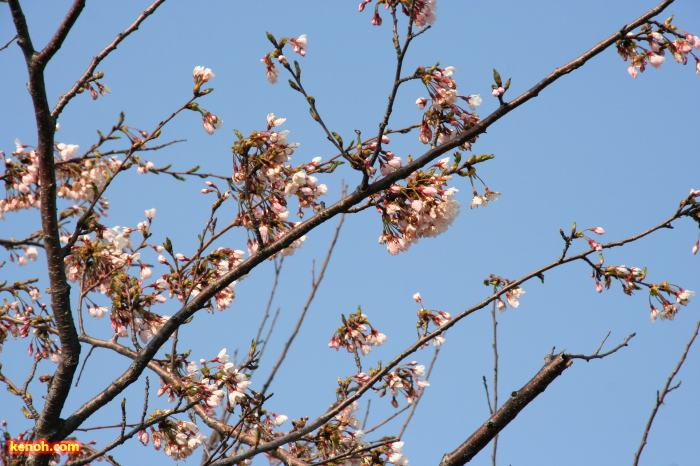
440 354 573 466
633 320 700 465
51 0 167 119
9 2 82 458
34 0 86 67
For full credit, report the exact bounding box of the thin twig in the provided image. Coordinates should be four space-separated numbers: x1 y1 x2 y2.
633 320 700 465
0 34 18 51
261 204 346 395
489 294 499 466
255 257 285 355
74 345 95 386
52 0 167 119
568 333 636 361
482 376 493 414
397 340 441 439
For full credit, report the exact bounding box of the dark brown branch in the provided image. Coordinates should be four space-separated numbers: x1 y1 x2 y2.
9 2 82 459
441 332 637 465
439 354 573 466
0 237 45 249
633 320 700 465
34 0 85 67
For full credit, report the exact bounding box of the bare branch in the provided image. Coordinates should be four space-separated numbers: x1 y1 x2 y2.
261 204 347 395
396 340 442 439
0 34 18 52
34 0 86 67
568 333 636 361
51 0 167 119
633 320 700 465
439 354 574 466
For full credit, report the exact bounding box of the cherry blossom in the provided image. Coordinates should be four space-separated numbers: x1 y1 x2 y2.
288 34 308 56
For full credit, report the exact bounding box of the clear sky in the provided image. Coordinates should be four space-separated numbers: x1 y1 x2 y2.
1 1 699 465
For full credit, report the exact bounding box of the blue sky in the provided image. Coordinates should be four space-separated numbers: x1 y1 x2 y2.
1 1 699 465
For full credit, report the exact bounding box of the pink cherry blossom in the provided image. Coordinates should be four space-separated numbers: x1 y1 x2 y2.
676 289 695 305
192 66 215 84
467 94 482 110
686 34 700 49
587 238 603 251
289 34 307 56
648 52 665 68
266 113 286 127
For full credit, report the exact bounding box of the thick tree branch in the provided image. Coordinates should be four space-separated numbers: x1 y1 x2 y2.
34 0 85 67
440 354 573 466
440 332 637 465
9 2 82 460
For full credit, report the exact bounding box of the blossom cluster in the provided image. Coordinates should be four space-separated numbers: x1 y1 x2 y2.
577 226 606 252
377 165 460 255
415 65 482 148
231 114 333 257
142 347 293 461
596 264 695 322
261 34 308 84
359 0 437 28
154 246 245 312
190 67 223 134
617 20 700 77
0 296 58 360
483 274 526 311
378 361 429 408
63 208 246 343
2 140 118 221
145 417 208 461
377 152 498 255
413 292 451 347
328 307 387 356
157 348 255 414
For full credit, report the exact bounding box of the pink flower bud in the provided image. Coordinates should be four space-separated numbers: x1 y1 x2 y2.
590 227 605 235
